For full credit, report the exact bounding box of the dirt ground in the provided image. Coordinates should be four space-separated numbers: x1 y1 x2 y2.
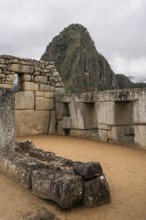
0 135 146 220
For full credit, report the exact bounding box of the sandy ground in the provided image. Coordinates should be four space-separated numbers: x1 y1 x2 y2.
0 135 146 220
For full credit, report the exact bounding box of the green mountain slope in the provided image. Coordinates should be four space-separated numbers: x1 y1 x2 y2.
41 24 137 93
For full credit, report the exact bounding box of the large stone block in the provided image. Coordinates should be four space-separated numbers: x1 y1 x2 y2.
84 103 97 129
84 176 111 208
69 100 85 129
35 91 54 98
0 151 46 189
62 116 71 129
133 99 146 124
21 75 31 82
0 83 13 89
15 91 34 110
34 76 48 84
6 74 14 82
96 101 115 125
39 84 50 91
57 120 64 135
0 89 15 151
74 162 103 180
49 110 56 134
22 82 38 91
15 110 50 136
35 97 54 110
8 64 33 73
97 129 108 142
55 103 64 120
134 125 146 149
32 169 84 209
115 101 132 125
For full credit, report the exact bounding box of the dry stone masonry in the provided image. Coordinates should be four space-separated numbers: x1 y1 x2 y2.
55 89 146 149
0 55 64 136
0 55 146 149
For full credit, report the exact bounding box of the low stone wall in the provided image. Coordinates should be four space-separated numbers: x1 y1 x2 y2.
0 141 110 210
0 55 64 136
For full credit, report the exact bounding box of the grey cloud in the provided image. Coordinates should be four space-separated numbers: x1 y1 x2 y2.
0 0 146 82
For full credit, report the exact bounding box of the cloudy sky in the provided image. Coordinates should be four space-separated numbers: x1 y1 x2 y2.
0 0 146 82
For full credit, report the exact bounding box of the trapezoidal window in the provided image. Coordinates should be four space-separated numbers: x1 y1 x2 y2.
84 102 97 129
13 73 21 92
63 103 70 117
115 101 133 125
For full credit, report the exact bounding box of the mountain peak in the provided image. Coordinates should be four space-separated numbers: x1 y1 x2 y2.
41 24 134 93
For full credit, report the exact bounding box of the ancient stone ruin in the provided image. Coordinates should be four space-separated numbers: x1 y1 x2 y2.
0 93 110 209
0 54 146 210
0 55 146 149
0 138 110 209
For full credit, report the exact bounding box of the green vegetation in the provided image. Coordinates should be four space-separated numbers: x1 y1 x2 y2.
41 24 145 93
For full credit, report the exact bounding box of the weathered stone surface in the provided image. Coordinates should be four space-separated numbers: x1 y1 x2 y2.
6 74 14 82
55 88 65 94
134 125 146 149
15 140 36 153
84 176 111 207
29 148 47 161
15 91 34 110
97 129 108 142
44 91 55 98
15 110 50 136
69 101 85 129
57 120 64 135
0 89 15 151
0 83 13 89
34 76 48 84
108 126 134 145
53 71 59 77
46 151 56 161
35 97 54 110
22 82 39 91
21 74 31 82
39 84 50 91
70 129 98 141
95 101 115 125
8 64 33 73
47 161 74 175
50 86 55 92
133 99 146 124
35 91 54 98
55 103 64 120
74 162 103 180
0 151 46 189
52 156 74 166
49 110 56 134
32 169 84 209
62 116 71 129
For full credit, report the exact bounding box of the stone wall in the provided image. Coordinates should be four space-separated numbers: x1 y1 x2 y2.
55 89 146 150
0 88 15 151
0 55 64 136
0 55 146 150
